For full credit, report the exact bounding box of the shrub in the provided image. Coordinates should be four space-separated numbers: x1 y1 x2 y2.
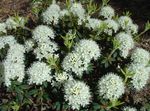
0 0 150 111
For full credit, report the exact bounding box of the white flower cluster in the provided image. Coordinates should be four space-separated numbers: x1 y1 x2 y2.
0 16 26 34
0 36 17 49
64 80 91 110
103 19 119 35
70 3 85 20
32 25 58 60
0 23 7 34
70 3 85 18
126 48 150 91
86 17 102 30
123 106 137 111
3 43 25 86
62 39 101 76
24 39 35 52
32 25 55 42
118 16 138 34
99 6 115 19
42 2 86 25
131 48 150 66
128 64 150 91
34 40 58 60
98 73 125 100
27 62 52 85
74 39 101 61
52 71 73 87
60 9 69 17
0 36 25 86
54 72 72 84
42 3 61 25
62 52 88 77
5 16 26 30
116 32 134 58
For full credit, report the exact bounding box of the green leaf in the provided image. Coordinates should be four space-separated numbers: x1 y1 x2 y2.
145 21 150 31
62 102 69 110
87 0 99 15
141 103 150 111
43 93 50 100
20 84 29 90
28 89 38 96
102 0 110 6
52 102 61 111
11 102 20 111
123 11 132 16
86 63 94 74
93 103 100 110
0 104 10 111
16 92 23 103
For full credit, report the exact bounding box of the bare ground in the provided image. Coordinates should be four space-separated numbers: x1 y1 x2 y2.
0 0 30 21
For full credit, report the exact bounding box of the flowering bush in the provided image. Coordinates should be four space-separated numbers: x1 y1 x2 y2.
0 0 150 111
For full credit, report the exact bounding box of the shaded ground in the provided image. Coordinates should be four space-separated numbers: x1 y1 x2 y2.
109 0 150 25
0 0 31 21
109 0 150 51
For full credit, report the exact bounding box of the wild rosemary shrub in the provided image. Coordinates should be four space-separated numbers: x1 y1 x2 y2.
0 0 150 111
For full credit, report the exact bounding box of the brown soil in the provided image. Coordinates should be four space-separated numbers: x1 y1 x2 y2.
109 0 150 50
0 0 31 21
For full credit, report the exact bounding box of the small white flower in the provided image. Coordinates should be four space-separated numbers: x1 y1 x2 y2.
5 17 18 29
116 32 134 58
5 17 26 30
64 80 91 110
118 16 132 29
98 73 125 100
54 72 72 83
0 23 7 33
70 2 85 25
24 39 35 52
60 9 69 17
131 48 150 66
5 44 25 63
3 43 25 86
27 62 52 85
0 35 17 49
118 16 138 34
123 106 137 111
74 39 101 61
70 3 85 19
103 19 119 35
62 39 100 77
128 64 150 91
34 40 58 60
32 25 55 42
62 52 88 77
52 71 73 87
3 36 17 46
127 23 138 34
86 17 102 30
146 65 150 73
99 6 115 19
42 3 61 25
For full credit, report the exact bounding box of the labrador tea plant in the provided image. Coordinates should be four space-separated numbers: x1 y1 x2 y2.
0 0 150 111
